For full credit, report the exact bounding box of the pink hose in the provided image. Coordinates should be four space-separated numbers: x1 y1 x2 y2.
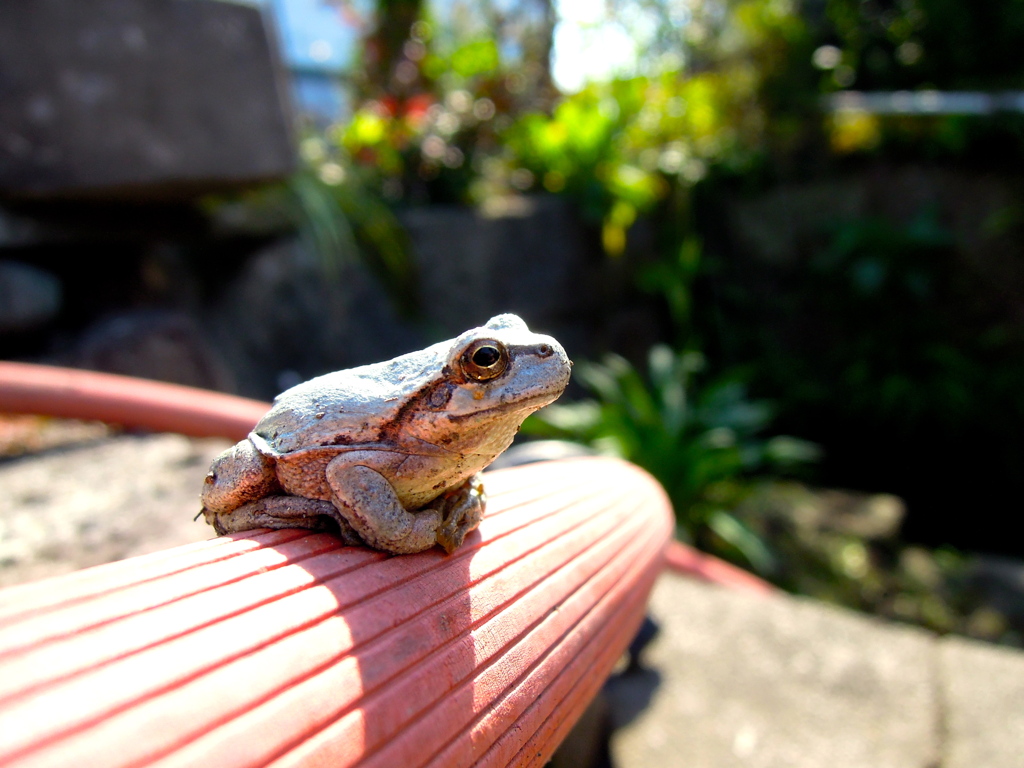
0 361 268 441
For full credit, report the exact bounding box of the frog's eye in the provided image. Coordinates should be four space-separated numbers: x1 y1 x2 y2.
462 339 508 381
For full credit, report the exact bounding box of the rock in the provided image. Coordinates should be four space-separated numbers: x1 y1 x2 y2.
206 198 637 399
206 238 418 399
0 0 295 199
0 260 62 332
966 555 1024 632
939 636 1024 768
0 207 45 247
727 180 866 267
738 481 906 541
0 415 110 459
613 575 939 768
68 309 236 392
400 196 598 359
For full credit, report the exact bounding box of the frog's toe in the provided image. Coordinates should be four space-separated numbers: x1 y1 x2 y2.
406 507 444 553
435 475 485 554
435 520 464 555
436 503 483 553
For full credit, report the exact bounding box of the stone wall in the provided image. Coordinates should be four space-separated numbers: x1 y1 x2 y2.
0 0 295 199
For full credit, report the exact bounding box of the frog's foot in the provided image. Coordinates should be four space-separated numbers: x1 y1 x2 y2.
205 495 362 546
434 474 486 554
325 460 441 555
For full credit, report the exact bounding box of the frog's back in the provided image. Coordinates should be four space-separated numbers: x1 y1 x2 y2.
252 342 447 457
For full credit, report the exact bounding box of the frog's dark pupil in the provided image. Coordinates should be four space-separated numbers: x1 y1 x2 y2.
473 345 501 367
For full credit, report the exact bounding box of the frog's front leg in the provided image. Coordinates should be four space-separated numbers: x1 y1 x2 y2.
206 495 362 546
435 474 485 554
325 458 441 554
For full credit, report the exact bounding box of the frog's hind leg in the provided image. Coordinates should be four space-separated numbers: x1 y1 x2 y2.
325 460 441 555
206 495 362 546
434 474 485 554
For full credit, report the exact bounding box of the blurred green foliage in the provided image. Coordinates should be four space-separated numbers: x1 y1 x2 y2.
772 209 970 426
730 484 1019 644
337 41 508 203
286 0 1024 641
704 203 1024 541
820 0 1024 91
505 72 751 254
331 0 557 205
523 345 820 574
809 1 1024 155
289 168 419 313
334 0 805 253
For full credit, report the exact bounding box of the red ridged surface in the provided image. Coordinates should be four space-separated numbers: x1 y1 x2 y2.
0 457 672 768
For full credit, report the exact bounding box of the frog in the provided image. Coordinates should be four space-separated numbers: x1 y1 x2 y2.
200 314 571 555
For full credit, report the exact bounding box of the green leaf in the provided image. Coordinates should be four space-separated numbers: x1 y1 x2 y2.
706 510 778 575
648 345 687 437
449 39 500 78
763 436 823 466
528 401 603 434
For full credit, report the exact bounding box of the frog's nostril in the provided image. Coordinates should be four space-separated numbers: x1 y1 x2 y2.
537 344 553 357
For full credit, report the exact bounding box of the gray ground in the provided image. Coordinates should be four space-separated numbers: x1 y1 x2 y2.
611 575 1024 768
0 429 228 588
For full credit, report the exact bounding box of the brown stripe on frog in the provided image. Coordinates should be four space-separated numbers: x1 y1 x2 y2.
384 377 456 427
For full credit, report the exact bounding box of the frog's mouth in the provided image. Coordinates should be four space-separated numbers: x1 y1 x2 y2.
449 387 565 420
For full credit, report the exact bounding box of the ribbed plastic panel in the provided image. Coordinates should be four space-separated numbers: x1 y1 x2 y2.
0 456 672 768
